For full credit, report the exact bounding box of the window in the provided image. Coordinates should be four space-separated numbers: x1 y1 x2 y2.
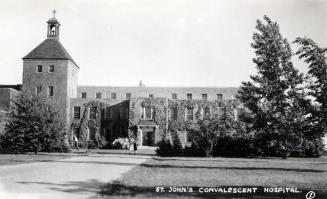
35 86 42 95
48 86 54 97
172 93 177 99
217 94 223 100
48 65 54 73
36 65 42 73
126 93 131 100
186 131 193 142
186 108 193 121
96 93 102 99
149 93 154 98
202 94 207 101
204 107 211 118
90 107 97 119
111 93 116 99
82 92 87 98
106 107 111 119
90 128 96 140
73 106 80 119
218 106 226 120
141 107 152 119
187 93 192 100
120 107 129 119
170 108 178 120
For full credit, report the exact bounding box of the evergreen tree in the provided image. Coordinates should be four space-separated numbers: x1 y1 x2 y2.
238 16 305 158
0 94 68 154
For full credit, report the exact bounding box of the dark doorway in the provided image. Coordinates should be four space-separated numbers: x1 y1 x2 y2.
142 127 155 146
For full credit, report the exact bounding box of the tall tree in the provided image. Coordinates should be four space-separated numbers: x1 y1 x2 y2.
294 37 327 155
0 94 68 154
237 15 305 157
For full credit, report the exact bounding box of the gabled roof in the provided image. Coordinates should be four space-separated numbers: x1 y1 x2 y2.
23 38 78 67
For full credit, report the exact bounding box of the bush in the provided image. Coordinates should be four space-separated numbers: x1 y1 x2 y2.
171 132 183 156
213 136 256 157
155 138 173 156
112 137 129 149
184 142 206 157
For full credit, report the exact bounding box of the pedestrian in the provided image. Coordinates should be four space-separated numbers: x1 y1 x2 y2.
129 137 134 155
73 134 79 151
133 138 138 155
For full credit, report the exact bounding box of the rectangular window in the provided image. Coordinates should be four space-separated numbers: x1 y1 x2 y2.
187 93 192 100
120 107 129 119
144 107 152 119
73 106 80 119
36 65 42 73
48 65 54 73
48 86 54 97
170 108 178 120
218 106 226 120
149 93 154 98
217 94 223 100
186 131 193 142
202 94 207 101
111 93 116 99
82 92 87 98
35 86 42 95
126 93 131 100
90 107 97 119
106 107 111 119
172 93 177 99
186 108 193 121
96 93 102 99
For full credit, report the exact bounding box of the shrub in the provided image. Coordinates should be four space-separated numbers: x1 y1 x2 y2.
184 142 206 157
155 138 173 156
213 136 256 157
112 137 129 149
171 132 183 156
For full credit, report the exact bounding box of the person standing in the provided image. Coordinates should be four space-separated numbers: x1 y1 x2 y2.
129 137 134 155
73 134 79 151
133 138 138 155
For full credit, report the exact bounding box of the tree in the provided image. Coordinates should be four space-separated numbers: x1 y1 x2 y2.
237 15 306 158
293 37 327 156
0 94 68 154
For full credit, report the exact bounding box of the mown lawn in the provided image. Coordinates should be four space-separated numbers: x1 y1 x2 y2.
0 153 74 166
93 156 327 199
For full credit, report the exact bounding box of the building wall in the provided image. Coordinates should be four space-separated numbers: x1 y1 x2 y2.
22 59 78 123
0 88 21 112
77 86 239 101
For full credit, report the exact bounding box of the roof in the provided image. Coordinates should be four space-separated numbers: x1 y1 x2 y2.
23 39 78 67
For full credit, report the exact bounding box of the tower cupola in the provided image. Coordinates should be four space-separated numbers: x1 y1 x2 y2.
47 10 60 39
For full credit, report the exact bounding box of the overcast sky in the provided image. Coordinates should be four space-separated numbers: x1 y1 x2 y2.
0 0 326 87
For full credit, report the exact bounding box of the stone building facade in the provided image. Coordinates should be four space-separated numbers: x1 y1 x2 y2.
0 15 241 147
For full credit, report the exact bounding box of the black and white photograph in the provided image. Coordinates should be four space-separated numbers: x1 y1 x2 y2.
0 0 326 198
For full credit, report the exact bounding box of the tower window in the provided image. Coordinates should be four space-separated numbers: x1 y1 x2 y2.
111 93 116 99
96 93 102 99
48 86 54 97
126 93 131 100
187 93 192 100
48 65 54 73
172 93 177 99
36 65 42 73
35 86 42 95
217 94 223 100
81 92 87 98
73 106 80 119
202 94 208 101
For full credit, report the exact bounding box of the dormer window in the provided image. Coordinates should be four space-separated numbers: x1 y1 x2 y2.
36 65 42 73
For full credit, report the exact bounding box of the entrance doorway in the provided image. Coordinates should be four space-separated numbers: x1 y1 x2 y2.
142 127 155 146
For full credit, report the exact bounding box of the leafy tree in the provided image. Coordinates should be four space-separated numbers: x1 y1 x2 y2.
293 37 327 156
171 131 183 156
0 94 68 154
237 15 306 158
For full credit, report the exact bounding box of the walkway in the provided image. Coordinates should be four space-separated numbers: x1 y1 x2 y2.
0 154 151 199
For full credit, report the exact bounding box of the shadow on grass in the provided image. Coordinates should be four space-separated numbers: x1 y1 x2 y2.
96 181 327 199
17 179 106 194
46 160 326 173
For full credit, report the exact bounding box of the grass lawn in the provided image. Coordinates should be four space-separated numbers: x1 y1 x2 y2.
93 156 327 199
0 153 74 166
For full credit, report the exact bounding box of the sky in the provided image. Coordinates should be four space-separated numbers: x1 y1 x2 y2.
0 0 326 87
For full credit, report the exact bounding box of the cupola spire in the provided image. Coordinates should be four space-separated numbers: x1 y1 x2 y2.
47 10 60 39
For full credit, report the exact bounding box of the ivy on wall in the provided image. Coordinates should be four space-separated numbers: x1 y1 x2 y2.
70 101 106 144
